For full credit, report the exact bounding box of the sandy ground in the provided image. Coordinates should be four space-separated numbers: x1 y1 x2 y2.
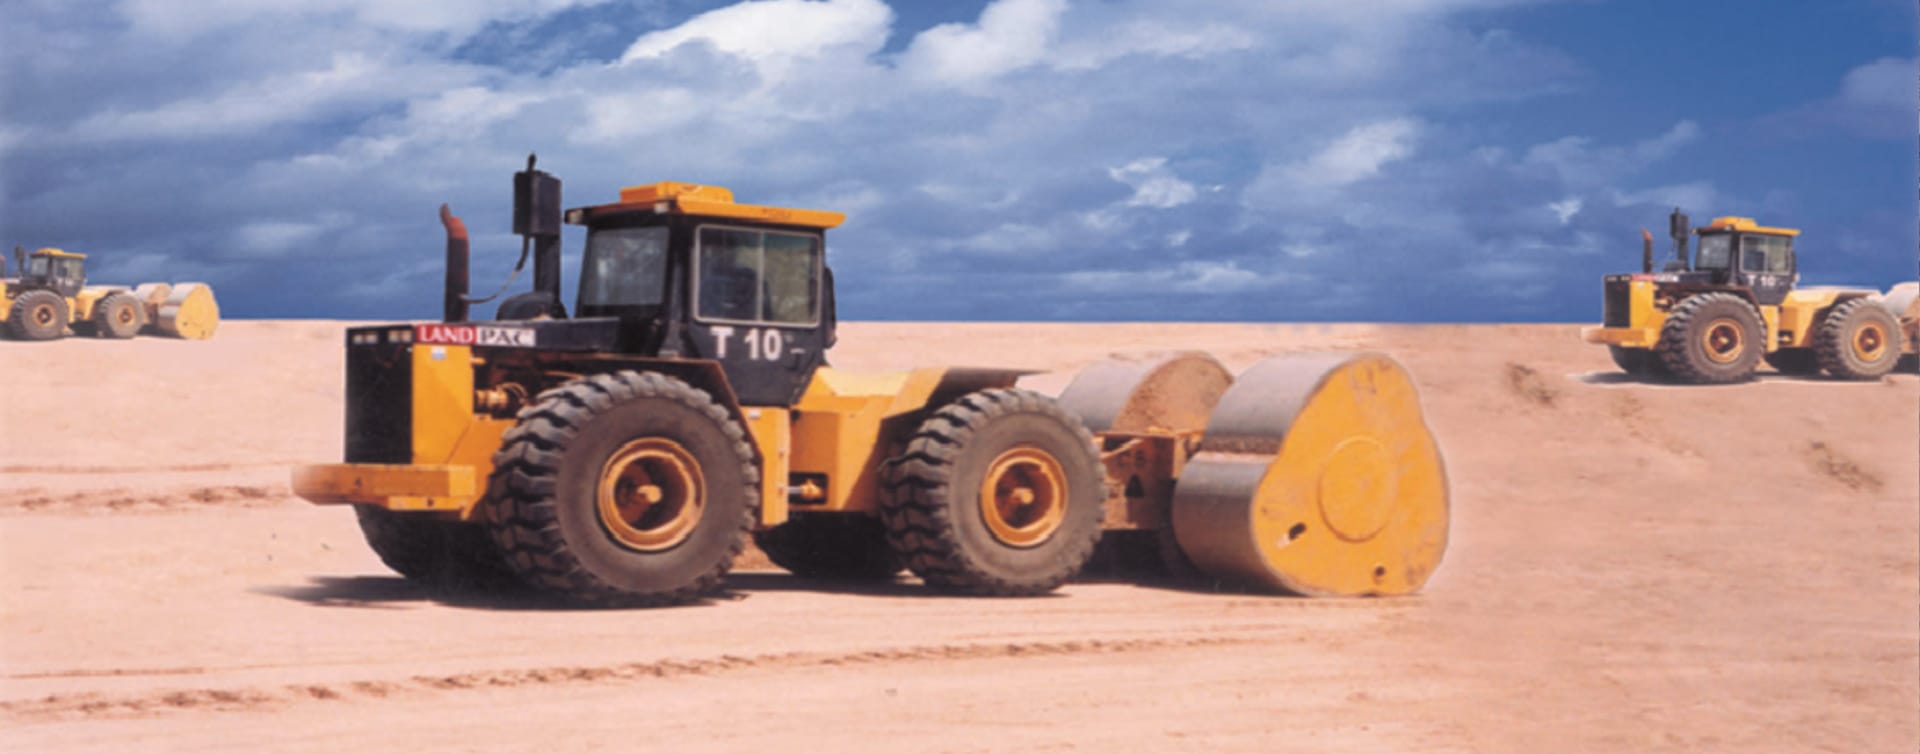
1 321 1915 753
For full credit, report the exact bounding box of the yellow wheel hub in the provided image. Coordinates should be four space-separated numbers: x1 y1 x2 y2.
978 446 1068 548
596 438 704 552
33 305 55 326
1701 319 1745 363
1852 322 1887 361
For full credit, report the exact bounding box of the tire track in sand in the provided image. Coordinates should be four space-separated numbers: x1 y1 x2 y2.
3 636 1253 722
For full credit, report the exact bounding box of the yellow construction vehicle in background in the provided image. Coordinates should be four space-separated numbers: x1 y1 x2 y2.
291 157 1449 606
1 246 220 341
1583 209 1917 382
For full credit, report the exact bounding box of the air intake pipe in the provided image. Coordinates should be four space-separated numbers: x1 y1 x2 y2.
441 204 469 322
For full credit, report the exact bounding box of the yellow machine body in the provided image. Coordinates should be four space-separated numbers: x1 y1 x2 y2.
1583 278 1891 353
292 355 1028 527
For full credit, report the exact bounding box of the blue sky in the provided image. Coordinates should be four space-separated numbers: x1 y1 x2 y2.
2 0 1913 322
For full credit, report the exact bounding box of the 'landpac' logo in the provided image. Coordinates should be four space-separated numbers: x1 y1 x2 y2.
414 324 537 347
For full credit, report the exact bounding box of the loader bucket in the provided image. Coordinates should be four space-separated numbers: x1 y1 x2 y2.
1170 353 1448 596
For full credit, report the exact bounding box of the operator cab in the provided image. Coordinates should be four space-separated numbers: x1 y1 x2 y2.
19 249 87 298
1693 217 1797 306
563 182 845 405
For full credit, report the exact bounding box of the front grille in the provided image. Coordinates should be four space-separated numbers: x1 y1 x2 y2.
1603 279 1631 327
344 332 412 463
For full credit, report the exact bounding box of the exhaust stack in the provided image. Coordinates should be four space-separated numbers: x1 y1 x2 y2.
441 204 469 322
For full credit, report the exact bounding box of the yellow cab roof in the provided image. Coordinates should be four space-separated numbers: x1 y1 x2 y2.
29 247 86 259
1698 217 1800 237
577 181 844 229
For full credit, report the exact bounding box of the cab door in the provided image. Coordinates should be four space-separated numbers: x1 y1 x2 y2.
680 224 829 406
1737 234 1794 307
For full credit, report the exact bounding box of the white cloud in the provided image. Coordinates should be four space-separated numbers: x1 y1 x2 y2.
620 0 892 80
1524 120 1698 185
1548 197 1581 224
66 53 480 142
1837 57 1914 110
1108 158 1199 209
115 0 609 39
1066 260 1276 294
1290 118 1422 189
900 0 1067 85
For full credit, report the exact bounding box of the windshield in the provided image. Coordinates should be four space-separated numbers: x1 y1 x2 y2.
578 226 670 310
1695 233 1732 270
26 256 52 277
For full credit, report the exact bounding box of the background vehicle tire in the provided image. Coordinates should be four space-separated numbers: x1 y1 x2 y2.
881 388 1105 596
354 505 514 589
1656 293 1763 384
1763 347 1821 376
92 292 143 339
752 514 903 580
1814 298 1901 380
483 371 757 606
8 290 68 341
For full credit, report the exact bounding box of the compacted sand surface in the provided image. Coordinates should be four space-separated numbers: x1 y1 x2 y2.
2 321 1915 753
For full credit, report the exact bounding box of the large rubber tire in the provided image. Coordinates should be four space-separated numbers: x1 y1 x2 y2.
1814 298 1901 380
8 290 67 341
483 372 757 606
1764 347 1821 376
353 505 514 589
1656 293 1763 384
92 292 143 339
880 388 1105 596
752 514 903 580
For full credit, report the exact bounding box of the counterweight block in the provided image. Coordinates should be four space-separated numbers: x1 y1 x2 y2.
1171 353 1448 596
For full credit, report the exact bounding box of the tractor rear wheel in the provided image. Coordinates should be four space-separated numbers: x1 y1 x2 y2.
1815 298 1901 380
1656 293 1763 384
92 292 143 339
753 514 903 580
1764 347 1821 375
881 389 1104 596
353 505 514 589
8 290 68 341
483 371 757 606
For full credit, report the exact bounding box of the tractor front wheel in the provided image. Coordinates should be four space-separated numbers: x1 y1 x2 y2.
1657 293 1763 384
483 371 757 606
8 290 68 341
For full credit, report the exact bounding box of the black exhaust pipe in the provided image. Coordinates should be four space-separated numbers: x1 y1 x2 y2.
441 204 469 322
1640 229 1654 273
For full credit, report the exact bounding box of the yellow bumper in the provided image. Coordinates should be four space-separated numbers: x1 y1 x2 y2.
290 463 479 513
1582 325 1656 348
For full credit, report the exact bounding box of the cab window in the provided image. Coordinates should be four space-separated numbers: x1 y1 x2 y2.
695 227 819 325
1739 234 1793 274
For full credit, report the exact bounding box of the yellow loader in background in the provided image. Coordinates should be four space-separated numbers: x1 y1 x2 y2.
291 157 1451 607
1583 209 1916 383
1 246 219 341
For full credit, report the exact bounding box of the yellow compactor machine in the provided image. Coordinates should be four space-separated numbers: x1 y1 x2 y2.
2 247 219 340
292 158 1448 606
1585 210 1916 382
